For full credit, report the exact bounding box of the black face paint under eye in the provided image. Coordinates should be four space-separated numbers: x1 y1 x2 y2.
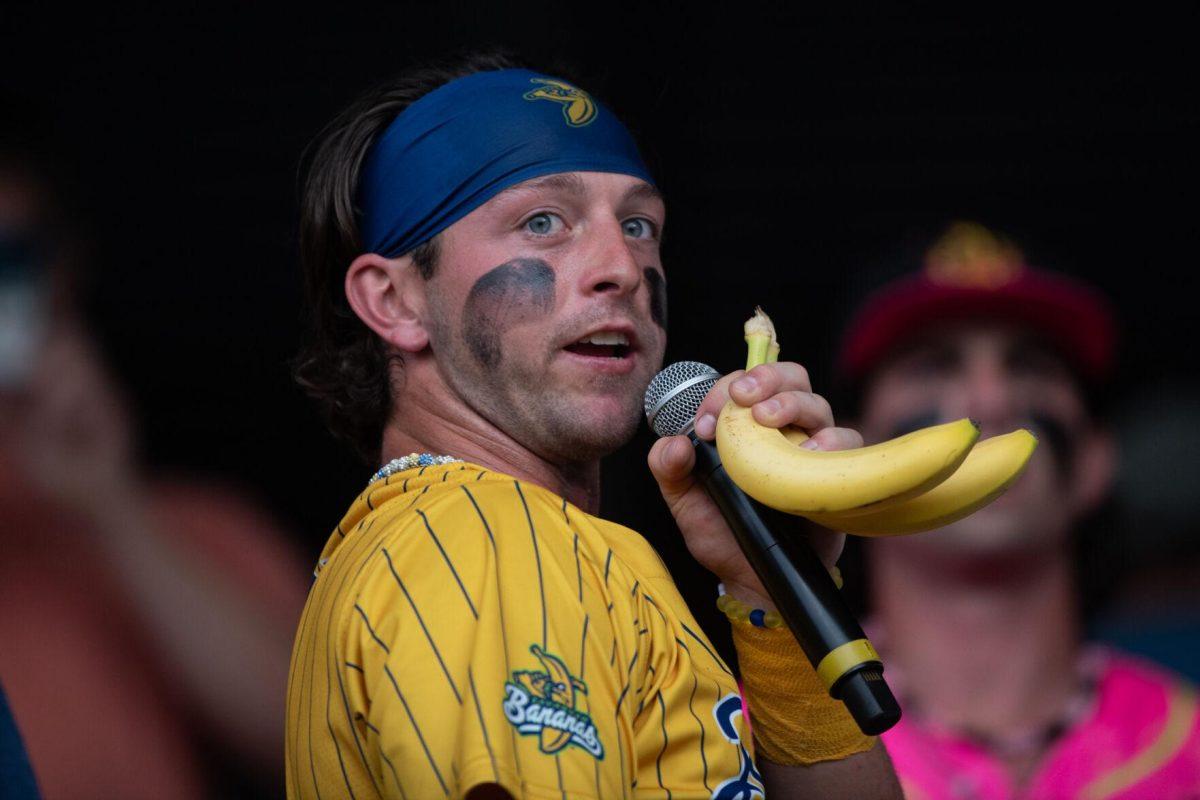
1027 412 1074 473
885 410 943 441
462 258 556 368
888 408 1074 475
643 267 667 329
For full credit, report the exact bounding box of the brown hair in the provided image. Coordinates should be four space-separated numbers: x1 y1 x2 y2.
293 50 522 464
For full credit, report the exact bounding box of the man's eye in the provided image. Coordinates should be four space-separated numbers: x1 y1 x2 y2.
525 213 564 236
622 218 656 239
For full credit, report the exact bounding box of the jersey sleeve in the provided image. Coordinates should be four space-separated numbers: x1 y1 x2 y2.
342 479 634 800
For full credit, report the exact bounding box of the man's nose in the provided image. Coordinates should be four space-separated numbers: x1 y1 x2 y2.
577 219 643 297
961 360 1020 434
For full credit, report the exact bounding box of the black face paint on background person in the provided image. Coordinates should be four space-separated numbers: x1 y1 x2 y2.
886 408 1074 475
1027 411 1073 472
643 266 667 330
462 258 555 368
884 410 943 441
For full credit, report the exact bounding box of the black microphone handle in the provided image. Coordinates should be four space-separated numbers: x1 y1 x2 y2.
689 432 901 735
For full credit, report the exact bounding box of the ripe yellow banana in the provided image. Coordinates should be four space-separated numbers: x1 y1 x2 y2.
780 426 810 447
722 307 1034 533
803 429 1038 536
716 402 981 514
531 645 576 752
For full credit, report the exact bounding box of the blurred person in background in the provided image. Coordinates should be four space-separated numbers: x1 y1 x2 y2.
1 680 40 800
837 222 1200 798
0 118 308 798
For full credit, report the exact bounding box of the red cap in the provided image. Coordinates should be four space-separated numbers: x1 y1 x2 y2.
838 222 1117 384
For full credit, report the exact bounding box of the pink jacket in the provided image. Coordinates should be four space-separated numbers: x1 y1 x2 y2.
885 648 1200 799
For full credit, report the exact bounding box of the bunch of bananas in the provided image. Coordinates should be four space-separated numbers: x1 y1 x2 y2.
715 309 1037 536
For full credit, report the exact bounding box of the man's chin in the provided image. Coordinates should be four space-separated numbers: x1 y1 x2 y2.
539 403 642 462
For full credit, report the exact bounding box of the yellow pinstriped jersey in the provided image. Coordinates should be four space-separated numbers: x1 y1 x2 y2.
286 462 764 799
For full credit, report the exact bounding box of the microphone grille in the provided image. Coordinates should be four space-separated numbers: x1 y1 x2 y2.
644 361 720 437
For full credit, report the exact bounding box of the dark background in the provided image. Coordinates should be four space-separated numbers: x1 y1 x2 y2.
4 5 1198 657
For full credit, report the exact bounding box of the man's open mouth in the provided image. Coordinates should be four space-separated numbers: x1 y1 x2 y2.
564 331 632 359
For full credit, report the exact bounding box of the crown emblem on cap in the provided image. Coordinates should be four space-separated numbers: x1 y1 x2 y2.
523 78 598 127
924 221 1024 289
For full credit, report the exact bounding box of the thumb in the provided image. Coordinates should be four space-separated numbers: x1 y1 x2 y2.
647 435 697 504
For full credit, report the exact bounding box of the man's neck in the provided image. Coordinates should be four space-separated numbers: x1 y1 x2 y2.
380 372 603 514
870 541 1081 741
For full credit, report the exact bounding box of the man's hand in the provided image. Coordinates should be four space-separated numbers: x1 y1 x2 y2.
647 362 862 606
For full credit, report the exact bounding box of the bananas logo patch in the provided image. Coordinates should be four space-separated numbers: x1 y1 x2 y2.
523 78 598 127
711 693 764 800
503 645 603 758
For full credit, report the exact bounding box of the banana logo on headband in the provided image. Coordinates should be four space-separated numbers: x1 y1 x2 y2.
524 78 597 127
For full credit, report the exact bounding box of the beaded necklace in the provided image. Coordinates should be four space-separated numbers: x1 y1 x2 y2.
368 452 461 485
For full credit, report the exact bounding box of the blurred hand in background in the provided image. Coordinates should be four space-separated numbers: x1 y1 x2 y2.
0 137 308 799
6 319 134 510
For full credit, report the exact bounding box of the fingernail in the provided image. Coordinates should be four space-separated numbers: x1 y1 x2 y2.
800 438 821 450
695 413 716 438
758 399 781 415
668 438 688 461
733 376 757 394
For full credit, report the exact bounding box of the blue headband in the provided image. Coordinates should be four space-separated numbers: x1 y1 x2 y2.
358 68 654 258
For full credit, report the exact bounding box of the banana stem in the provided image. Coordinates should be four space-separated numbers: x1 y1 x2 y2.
745 334 771 370
743 306 779 370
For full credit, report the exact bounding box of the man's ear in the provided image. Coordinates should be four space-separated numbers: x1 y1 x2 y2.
344 252 430 353
1069 426 1116 516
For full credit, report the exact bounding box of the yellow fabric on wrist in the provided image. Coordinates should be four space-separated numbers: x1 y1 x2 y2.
732 622 876 766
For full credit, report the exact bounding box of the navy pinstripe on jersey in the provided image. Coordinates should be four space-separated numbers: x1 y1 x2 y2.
285 462 760 799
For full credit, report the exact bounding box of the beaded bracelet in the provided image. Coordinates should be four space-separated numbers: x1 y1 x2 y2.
717 585 785 628
716 567 843 629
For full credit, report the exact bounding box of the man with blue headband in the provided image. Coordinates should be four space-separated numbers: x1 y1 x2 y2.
286 52 902 799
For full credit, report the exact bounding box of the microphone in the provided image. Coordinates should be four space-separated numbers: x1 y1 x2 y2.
645 361 901 735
